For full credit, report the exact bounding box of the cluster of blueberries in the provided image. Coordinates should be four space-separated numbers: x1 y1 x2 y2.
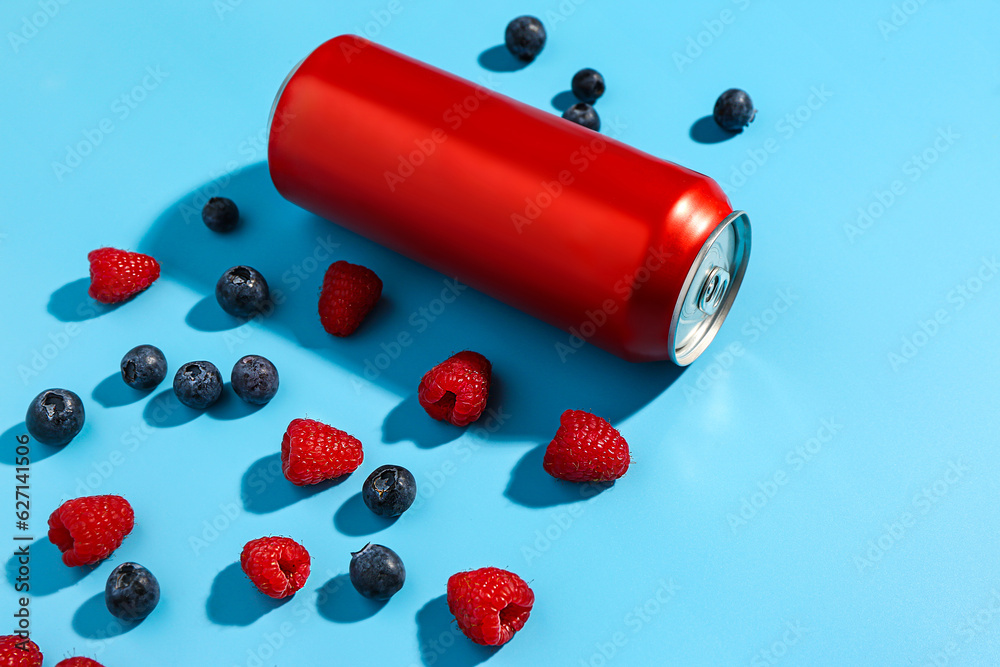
504 15 756 134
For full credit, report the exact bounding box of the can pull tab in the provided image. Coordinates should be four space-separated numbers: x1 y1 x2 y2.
697 266 730 316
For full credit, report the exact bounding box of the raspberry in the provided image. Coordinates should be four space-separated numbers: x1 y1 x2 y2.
54 659 104 667
543 409 630 482
281 418 364 486
0 635 42 667
87 248 160 304
418 351 491 426
318 260 382 336
240 536 311 598
447 567 534 646
47 495 134 567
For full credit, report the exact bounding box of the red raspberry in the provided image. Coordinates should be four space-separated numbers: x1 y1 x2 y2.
55 659 105 667
543 409 630 482
418 351 491 426
281 418 364 486
240 536 311 598
318 260 382 336
87 247 160 304
447 567 534 646
0 635 42 667
47 495 134 567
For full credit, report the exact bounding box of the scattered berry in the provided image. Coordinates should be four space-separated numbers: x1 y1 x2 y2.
231 354 279 405
713 88 756 132
505 16 546 62
0 635 42 667
201 197 240 233
105 562 160 621
87 247 160 304
571 68 606 104
47 495 134 567
362 465 416 517
418 351 492 427
562 102 600 131
55 659 104 667
543 409 630 482
172 361 223 409
281 418 364 486
241 536 311 599
447 567 534 646
215 265 270 318
318 260 382 337
349 543 405 600
25 388 85 446
120 344 167 390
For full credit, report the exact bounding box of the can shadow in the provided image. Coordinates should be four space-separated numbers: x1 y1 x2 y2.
72 591 141 639
241 453 349 514
477 45 528 72
138 162 685 444
315 573 387 622
551 90 578 112
0 424 61 464
93 372 152 408
333 492 397 537
5 537 96 596
47 277 122 322
690 115 738 144
415 594 497 666
504 443 613 508
206 562 290 626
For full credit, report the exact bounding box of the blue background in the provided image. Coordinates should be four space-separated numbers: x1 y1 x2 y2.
3 0 999 665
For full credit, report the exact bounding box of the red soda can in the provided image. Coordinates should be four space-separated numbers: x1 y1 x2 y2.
267 36 750 364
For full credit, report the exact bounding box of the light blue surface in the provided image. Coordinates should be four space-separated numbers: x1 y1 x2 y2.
2 1 999 665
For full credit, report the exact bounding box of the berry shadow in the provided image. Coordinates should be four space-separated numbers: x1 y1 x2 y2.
140 162 686 443
690 115 737 144
72 591 140 639
185 295 241 332
5 537 96 596
551 90 578 112
416 594 497 667
477 45 528 72
142 389 201 428
315 574 387 622
241 453 349 514
0 423 61 464
47 278 121 322
382 395 462 449
206 562 290 626
93 372 151 408
504 443 612 508
333 492 397 537
207 384 264 420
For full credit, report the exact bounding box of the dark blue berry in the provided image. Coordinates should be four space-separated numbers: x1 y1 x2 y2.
230 354 279 405
202 197 239 233
562 103 600 131
713 89 756 132
172 361 223 409
25 388 85 446
571 68 606 104
350 543 405 600
106 562 160 621
120 344 167 390
215 265 270 318
505 16 546 62
362 465 416 517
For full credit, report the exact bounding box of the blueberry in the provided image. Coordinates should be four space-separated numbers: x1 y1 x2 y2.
230 354 279 405
562 103 600 131
505 16 546 62
172 361 223 409
349 543 405 600
215 265 270 318
571 68 606 104
25 389 85 446
105 562 160 621
120 344 167 390
713 88 756 132
362 465 416 517
201 197 239 233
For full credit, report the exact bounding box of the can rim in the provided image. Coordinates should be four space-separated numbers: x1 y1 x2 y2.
267 57 306 139
667 210 751 366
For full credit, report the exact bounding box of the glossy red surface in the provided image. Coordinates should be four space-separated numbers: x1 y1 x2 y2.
268 35 735 362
